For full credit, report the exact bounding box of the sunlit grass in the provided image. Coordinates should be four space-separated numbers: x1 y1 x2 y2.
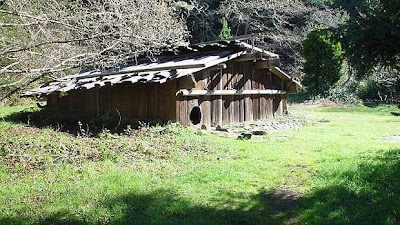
0 104 399 224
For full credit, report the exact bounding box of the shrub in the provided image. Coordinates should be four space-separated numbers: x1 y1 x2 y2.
301 29 343 97
218 17 232 40
356 67 400 102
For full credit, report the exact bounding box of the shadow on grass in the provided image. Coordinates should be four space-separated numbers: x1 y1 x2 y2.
287 90 312 104
2 107 169 136
0 189 300 225
295 149 400 225
1 150 398 225
363 101 400 108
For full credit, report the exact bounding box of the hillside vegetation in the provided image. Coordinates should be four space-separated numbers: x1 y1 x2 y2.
0 104 399 224
1 0 399 104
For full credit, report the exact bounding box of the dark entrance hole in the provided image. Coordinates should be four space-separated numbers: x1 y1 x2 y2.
190 106 202 125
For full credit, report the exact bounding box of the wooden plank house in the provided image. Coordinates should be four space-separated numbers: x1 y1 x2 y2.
23 40 301 127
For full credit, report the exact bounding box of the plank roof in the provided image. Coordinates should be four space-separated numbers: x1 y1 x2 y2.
22 40 286 98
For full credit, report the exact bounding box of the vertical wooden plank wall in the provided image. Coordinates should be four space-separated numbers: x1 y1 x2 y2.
47 60 288 127
49 80 178 122
243 62 253 122
221 66 230 125
175 61 287 127
201 71 212 127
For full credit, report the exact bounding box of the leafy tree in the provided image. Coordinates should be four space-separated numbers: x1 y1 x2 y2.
174 0 345 73
357 67 400 101
305 0 334 7
218 17 232 40
301 29 343 97
341 0 400 76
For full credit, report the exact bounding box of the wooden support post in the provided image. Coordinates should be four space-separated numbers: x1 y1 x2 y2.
219 68 223 126
96 87 100 116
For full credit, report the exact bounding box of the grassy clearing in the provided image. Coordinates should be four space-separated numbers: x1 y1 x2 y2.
0 104 399 225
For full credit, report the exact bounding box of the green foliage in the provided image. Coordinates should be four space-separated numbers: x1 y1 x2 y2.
59 91 69 98
305 0 334 7
341 0 400 76
218 17 232 40
1 105 399 224
297 149 400 225
0 106 215 170
301 29 343 97
356 68 400 102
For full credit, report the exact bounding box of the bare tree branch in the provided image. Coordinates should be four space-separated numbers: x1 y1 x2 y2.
0 0 189 97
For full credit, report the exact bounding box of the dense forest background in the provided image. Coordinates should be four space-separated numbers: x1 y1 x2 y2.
0 0 399 104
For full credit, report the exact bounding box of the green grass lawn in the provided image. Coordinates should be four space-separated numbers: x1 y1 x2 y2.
0 104 399 225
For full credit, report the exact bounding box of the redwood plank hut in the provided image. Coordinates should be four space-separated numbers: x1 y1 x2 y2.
23 40 301 127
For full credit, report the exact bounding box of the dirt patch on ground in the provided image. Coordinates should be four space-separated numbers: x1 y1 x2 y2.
289 165 306 171
259 189 303 224
266 189 303 211
378 136 400 143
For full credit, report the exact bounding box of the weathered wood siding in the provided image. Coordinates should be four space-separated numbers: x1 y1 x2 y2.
47 80 177 121
47 60 289 126
176 61 287 127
